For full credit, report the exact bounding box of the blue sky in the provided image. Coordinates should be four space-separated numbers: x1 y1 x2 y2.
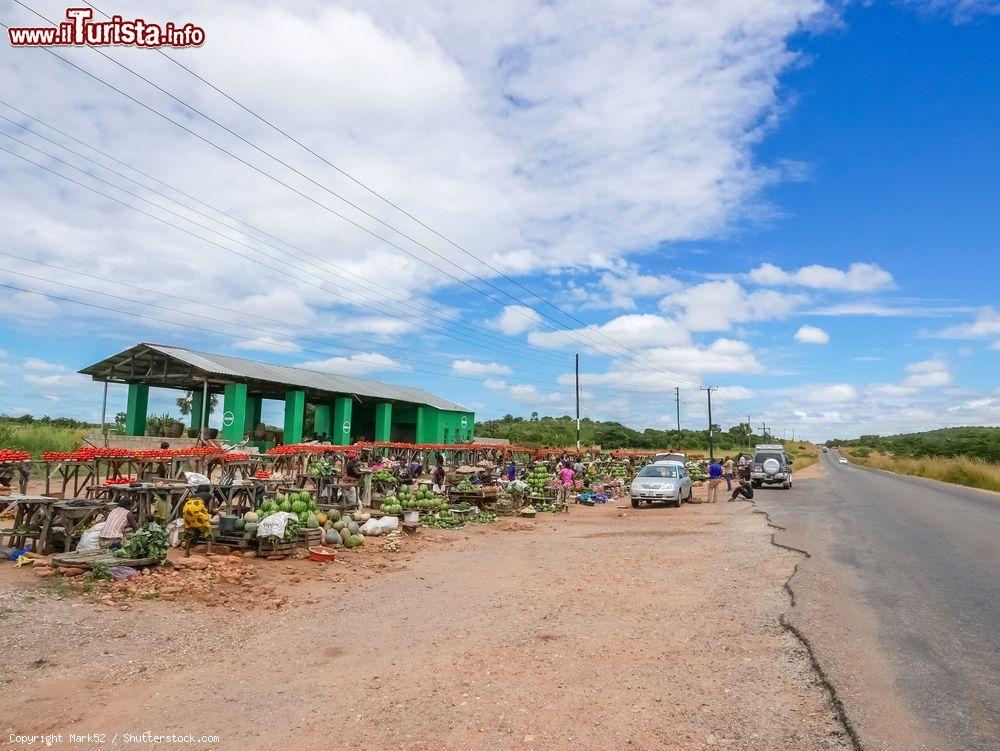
0 0 998 440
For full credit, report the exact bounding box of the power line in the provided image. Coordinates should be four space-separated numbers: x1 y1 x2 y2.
5 3 720 389
0 127 574 370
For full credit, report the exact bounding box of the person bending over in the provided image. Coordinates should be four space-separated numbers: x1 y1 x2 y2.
729 480 754 502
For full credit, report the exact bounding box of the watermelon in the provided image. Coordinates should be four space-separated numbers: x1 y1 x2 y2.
297 511 309 523
233 517 246 532
279 499 292 513
291 499 307 514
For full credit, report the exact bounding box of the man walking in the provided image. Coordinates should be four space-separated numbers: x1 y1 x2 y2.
707 458 723 503
723 456 735 491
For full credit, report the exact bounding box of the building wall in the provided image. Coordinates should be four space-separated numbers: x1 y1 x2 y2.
415 407 475 444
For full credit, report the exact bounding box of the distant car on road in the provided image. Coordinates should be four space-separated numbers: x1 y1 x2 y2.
822 447 829 453
630 461 691 508
751 444 793 489
839 457 848 464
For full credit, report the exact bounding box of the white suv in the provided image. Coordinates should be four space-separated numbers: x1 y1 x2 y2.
751 444 793 489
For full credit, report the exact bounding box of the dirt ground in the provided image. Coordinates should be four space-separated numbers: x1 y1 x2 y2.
1 481 850 751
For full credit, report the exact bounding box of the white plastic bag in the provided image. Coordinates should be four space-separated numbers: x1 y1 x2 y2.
360 516 398 537
76 522 105 551
184 471 212 486
166 519 185 548
256 511 298 539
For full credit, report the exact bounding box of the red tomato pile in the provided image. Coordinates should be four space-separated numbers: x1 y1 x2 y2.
221 453 250 462
105 476 137 485
254 470 271 479
0 449 31 462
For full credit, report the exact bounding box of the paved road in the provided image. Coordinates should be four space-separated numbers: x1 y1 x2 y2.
755 451 1000 751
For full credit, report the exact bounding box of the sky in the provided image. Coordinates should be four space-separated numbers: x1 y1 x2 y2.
0 0 997 441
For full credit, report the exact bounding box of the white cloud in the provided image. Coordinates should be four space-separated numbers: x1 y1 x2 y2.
749 262 895 292
24 357 67 371
490 305 543 336
594 267 683 310
810 302 968 317
793 324 830 344
23 373 88 389
295 352 406 376
937 307 1000 345
802 384 858 403
481 379 566 408
233 336 302 354
452 359 513 376
528 313 689 351
660 279 805 332
901 360 953 390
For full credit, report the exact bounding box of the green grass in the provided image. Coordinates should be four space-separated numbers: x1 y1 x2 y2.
0 422 89 456
843 449 1000 492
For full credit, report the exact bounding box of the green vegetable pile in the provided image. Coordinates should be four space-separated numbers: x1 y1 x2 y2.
422 505 462 529
370 469 397 486
472 512 498 524
455 478 477 493
307 458 334 477
116 521 168 560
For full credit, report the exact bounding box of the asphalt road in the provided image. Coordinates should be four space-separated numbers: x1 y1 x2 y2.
755 451 1000 751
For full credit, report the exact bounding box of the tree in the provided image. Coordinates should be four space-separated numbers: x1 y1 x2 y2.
176 391 218 418
530 411 539 422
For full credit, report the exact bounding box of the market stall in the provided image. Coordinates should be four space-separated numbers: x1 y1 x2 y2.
0 450 31 494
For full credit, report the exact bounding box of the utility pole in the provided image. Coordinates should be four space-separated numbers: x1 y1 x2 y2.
675 387 681 448
762 422 767 441
575 353 580 453
700 386 718 460
747 415 752 452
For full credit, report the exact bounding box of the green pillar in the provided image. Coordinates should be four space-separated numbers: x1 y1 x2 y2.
246 394 262 432
332 397 353 446
221 382 248 444
375 402 392 442
124 383 149 436
314 404 331 439
284 390 306 444
415 406 438 444
189 389 204 430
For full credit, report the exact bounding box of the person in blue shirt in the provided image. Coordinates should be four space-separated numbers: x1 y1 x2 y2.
708 459 723 503
505 460 517 482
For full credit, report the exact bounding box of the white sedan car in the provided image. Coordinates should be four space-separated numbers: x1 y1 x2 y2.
630 461 692 508
839 457 848 464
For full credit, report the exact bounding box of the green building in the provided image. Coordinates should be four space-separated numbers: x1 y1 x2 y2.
80 343 474 446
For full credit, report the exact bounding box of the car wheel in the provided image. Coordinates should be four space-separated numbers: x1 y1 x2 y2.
783 482 791 489
670 496 681 508
631 498 639 508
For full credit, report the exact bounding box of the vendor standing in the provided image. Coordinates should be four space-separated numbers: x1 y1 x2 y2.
344 452 364 506
432 461 447 493
98 499 138 550
505 460 517 482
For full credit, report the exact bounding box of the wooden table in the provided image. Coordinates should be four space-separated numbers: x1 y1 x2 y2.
86 483 192 524
0 461 31 494
2 495 59 554
52 500 112 552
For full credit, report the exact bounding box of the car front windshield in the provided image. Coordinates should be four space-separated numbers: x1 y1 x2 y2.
638 465 679 479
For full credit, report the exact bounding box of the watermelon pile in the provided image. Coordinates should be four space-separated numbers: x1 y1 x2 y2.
526 466 551 494
257 491 318 524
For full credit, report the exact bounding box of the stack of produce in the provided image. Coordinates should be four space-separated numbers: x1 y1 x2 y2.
455 478 477 493
0 449 31 462
399 484 442 511
370 469 397 486
685 461 707 482
379 497 404 515
319 509 364 548
608 463 630 480
526 466 551 495
307 458 334 477
422 503 462 529
116 522 168 560
105 476 137 485
472 511 498 524
258 490 318 525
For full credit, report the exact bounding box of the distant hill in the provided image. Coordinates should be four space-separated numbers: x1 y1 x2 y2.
827 427 1000 463
476 414 761 452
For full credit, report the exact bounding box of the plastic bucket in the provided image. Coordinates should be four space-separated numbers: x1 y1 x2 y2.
403 509 420 524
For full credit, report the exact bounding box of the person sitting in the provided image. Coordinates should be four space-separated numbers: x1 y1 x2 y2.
98 500 138 550
729 480 754 502
432 461 446 493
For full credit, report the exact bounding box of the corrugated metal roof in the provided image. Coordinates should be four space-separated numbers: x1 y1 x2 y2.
83 343 471 413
